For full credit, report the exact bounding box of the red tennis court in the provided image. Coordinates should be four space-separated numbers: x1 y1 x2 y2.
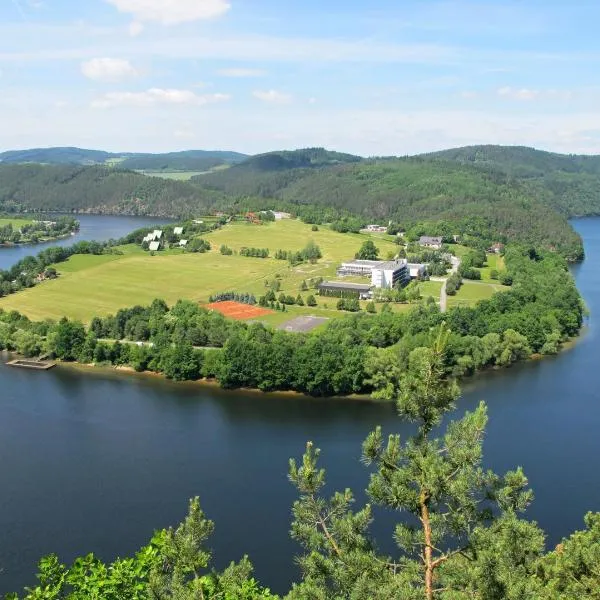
205 300 274 320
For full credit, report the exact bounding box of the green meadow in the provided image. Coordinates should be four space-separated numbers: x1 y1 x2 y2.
0 219 504 323
0 217 34 229
447 281 508 308
0 220 401 322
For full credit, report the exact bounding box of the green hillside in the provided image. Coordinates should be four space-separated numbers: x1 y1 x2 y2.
119 150 247 172
0 164 224 217
0 147 118 165
0 147 248 170
424 145 600 217
201 155 584 260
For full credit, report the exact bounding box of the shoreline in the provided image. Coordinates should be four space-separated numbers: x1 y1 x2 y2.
3 326 586 403
0 231 77 249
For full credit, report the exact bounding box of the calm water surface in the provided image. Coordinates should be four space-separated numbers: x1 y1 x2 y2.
0 214 172 271
0 218 599 594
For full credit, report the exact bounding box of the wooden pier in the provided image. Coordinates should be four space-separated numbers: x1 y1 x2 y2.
6 359 56 370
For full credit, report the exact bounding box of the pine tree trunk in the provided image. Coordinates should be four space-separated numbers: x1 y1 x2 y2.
420 491 434 600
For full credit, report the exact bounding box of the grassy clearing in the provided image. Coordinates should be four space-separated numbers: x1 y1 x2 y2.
447 281 508 308
0 217 34 229
0 219 505 323
479 253 507 283
139 171 208 181
0 220 399 322
419 280 442 300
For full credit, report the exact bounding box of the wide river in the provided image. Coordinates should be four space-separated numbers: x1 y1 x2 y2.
0 216 599 595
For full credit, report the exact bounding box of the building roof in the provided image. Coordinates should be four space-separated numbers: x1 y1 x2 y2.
173 226 184 235
341 259 384 267
375 260 407 270
148 241 160 251
153 230 163 239
419 236 443 244
319 281 372 291
179 239 188 246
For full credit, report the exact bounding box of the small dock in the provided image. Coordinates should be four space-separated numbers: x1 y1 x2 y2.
6 359 56 370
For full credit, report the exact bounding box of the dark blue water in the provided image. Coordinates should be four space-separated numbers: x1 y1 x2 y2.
0 218 599 595
0 215 172 271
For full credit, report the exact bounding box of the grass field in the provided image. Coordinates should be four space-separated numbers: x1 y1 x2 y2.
419 280 443 300
0 220 401 322
447 281 508 308
0 217 34 229
139 170 208 181
479 253 506 283
0 219 505 322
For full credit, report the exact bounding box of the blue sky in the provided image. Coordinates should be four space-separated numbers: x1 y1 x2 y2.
1 0 599 155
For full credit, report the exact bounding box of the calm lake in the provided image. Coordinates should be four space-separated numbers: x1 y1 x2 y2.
0 214 173 271
0 216 599 595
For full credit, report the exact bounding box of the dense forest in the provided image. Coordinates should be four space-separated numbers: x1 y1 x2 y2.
0 147 247 168
118 150 248 172
4 330 599 599
425 145 600 217
4 144 600 259
0 164 224 216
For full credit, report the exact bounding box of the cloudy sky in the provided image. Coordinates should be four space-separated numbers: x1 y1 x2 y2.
1 0 599 155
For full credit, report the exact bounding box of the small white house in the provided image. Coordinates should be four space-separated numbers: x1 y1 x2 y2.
173 227 184 236
419 236 443 249
179 239 188 247
148 241 161 252
142 233 154 243
153 230 163 240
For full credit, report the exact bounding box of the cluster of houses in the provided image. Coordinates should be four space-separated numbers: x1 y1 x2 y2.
142 228 188 252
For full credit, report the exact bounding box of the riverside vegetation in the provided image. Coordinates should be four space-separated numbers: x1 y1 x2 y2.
5 327 599 599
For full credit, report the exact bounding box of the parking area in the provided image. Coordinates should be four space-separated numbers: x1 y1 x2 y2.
277 316 330 332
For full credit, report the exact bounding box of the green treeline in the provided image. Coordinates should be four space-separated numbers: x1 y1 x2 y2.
6 329 599 599
0 164 224 217
0 245 583 394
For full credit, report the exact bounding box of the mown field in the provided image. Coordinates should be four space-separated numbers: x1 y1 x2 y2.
0 217 34 228
0 219 505 323
0 220 402 322
447 281 506 308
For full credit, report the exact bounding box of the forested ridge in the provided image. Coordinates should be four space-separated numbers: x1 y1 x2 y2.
4 144 600 259
0 164 224 216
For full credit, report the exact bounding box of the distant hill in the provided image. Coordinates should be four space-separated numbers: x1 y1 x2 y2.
198 147 362 195
0 147 119 165
1 144 595 260
198 148 587 260
423 145 600 217
0 164 224 217
119 150 248 172
0 147 248 171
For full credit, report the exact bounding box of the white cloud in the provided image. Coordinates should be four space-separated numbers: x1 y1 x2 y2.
497 86 539 101
105 0 231 25
128 21 144 37
217 68 266 78
91 88 230 109
252 89 292 104
81 58 138 82
308 97 317 104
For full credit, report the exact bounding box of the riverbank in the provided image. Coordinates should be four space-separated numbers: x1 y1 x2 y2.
0 231 76 248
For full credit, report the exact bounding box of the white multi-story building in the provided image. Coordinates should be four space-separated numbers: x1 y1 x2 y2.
370 260 410 289
336 259 409 289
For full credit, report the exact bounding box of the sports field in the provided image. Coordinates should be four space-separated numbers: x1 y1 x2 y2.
0 220 400 322
205 301 274 320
